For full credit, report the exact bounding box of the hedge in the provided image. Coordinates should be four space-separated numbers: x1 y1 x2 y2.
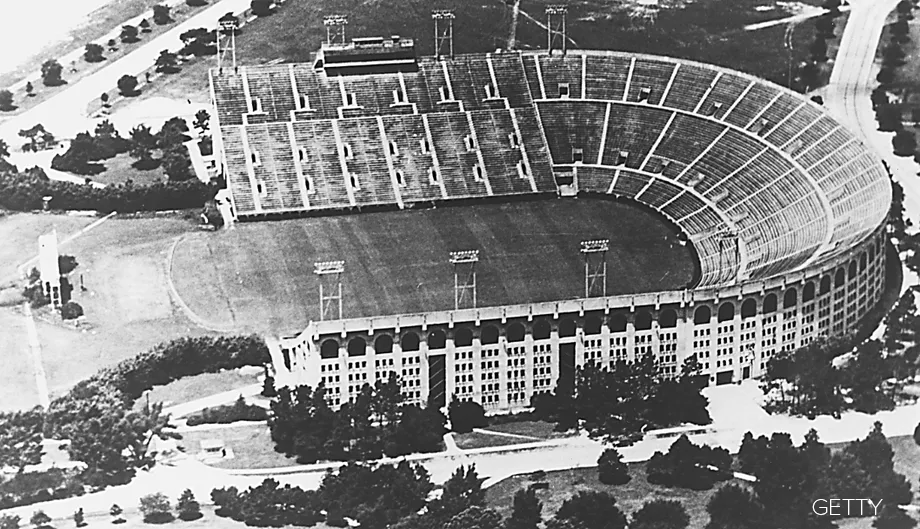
0 468 85 510
185 396 268 426
0 165 217 212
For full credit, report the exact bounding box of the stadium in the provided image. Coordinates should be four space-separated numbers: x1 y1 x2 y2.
207 33 891 413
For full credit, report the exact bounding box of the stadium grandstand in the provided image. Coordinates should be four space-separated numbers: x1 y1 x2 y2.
209 36 891 413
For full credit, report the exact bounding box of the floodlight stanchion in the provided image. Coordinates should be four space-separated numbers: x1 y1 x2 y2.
314 261 345 321
546 5 568 56
432 10 456 59
324 15 349 46
217 19 240 72
580 239 609 298
450 250 479 310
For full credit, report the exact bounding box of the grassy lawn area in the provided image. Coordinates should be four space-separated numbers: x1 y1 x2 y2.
484 420 572 440
0 0 215 113
486 464 719 528
84 152 167 187
142 368 262 409
176 423 297 470
454 431 528 450
0 308 42 411
0 212 96 280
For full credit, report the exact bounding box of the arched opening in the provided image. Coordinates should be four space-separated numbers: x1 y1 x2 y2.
803 282 815 303
347 337 367 356
717 302 735 322
835 269 845 288
694 305 711 324
533 320 551 340
584 316 603 335
609 313 627 333
401 332 420 352
454 327 473 347
635 310 653 331
763 293 777 314
428 330 446 349
848 261 857 280
659 308 677 328
507 323 526 342
859 253 867 272
820 276 831 295
374 334 393 354
784 288 797 308
741 298 757 319
558 318 577 338
320 339 339 359
481 325 500 345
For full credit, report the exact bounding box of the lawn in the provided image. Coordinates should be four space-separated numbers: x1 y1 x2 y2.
0 212 96 281
453 431 528 450
483 420 572 440
176 423 297 470
0 308 42 412
121 0 836 113
171 198 696 334
139 368 263 411
84 152 167 187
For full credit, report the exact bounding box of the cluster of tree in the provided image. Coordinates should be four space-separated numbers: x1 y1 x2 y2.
251 0 274 16
18 124 56 152
185 395 268 426
117 74 140 97
762 335 902 416
269 375 446 463
138 489 202 523
155 49 181 74
533 355 710 445
872 0 918 157
153 4 172 25
711 424 913 528
34 335 268 487
789 0 842 92
178 28 217 57
132 116 197 181
448 398 487 433
646 434 732 490
0 467 85 510
40 59 64 87
0 90 16 112
596 448 630 485
883 287 920 380
51 120 131 175
84 43 106 63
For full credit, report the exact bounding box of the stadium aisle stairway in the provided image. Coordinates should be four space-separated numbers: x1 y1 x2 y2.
291 120 351 210
626 58 675 105
337 117 398 206
661 63 717 112
468 110 533 195
490 53 533 108
426 112 488 199
381 115 444 203
600 105 673 169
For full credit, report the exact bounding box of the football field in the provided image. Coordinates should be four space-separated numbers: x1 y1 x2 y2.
171 197 699 334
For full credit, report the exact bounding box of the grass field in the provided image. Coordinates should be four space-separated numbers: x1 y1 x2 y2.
171 198 696 334
85 153 167 187
176 423 297 469
141 368 262 410
120 0 831 114
0 213 96 280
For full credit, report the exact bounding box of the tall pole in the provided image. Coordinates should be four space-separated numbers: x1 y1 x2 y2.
314 260 345 321
581 239 609 298
450 250 479 310
432 10 456 59
546 5 568 56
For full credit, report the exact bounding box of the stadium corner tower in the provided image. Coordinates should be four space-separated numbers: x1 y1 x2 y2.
209 36 891 412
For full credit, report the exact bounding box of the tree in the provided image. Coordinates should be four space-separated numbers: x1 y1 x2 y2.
873 504 917 529
120 25 139 44
73 508 86 528
157 117 191 148
58 255 78 274
51 132 104 175
877 67 896 86
139 19 151 32
0 139 7 160
100 92 110 107
176 489 202 521
41 60 64 86
0 515 21 529
117 75 139 97
449 399 487 433
884 43 907 67
893 130 917 157
553 491 627 529
877 104 904 132
110 504 125 524
0 89 14 111
155 50 180 74
25 81 34 97
504 488 542 529
129 124 159 170
179 28 217 56
262 373 277 397
84 43 105 62
162 146 193 181
193 109 210 135
432 465 487 518
705 484 765 529
810 37 828 62
630 500 689 529
251 0 273 16
815 15 836 39
597 448 630 485
140 493 174 524
153 5 172 25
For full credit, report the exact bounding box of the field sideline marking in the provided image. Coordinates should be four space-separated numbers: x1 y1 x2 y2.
164 234 237 333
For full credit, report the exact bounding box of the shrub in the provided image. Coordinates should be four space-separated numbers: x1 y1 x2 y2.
0 90 14 112
41 60 64 87
597 448 630 485
176 489 202 521
84 43 106 63
893 130 917 157
140 493 173 524
152 5 171 25
0 514 20 529
61 301 84 320
184 396 268 426
120 25 139 44
73 508 85 528
29 510 51 529
117 75 139 97
262 374 277 397
109 504 124 524
449 399 487 434
645 435 732 490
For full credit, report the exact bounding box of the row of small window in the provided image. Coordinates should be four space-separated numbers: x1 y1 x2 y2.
349 373 369 382
535 355 552 366
694 328 713 337
456 362 473 372
716 336 734 345
508 369 527 380
322 376 340 385
507 357 527 367
693 340 711 349
401 379 422 388
509 392 527 403
482 361 501 370
402 367 421 377
483 383 501 393
456 374 475 384
402 390 422 401
508 346 527 357
659 354 678 364
320 363 341 372
533 366 552 377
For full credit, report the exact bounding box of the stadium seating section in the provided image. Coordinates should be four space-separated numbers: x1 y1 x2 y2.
211 50 890 287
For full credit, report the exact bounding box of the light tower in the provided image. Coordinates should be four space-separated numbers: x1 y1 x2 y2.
324 14 348 46
580 239 609 298
216 16 239 72
449 250 479 310
314 260 345 321
545 4 568 56
432 10 456 59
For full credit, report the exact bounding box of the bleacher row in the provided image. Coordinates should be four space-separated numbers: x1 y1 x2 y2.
211 49 890 287
219 107 554 213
